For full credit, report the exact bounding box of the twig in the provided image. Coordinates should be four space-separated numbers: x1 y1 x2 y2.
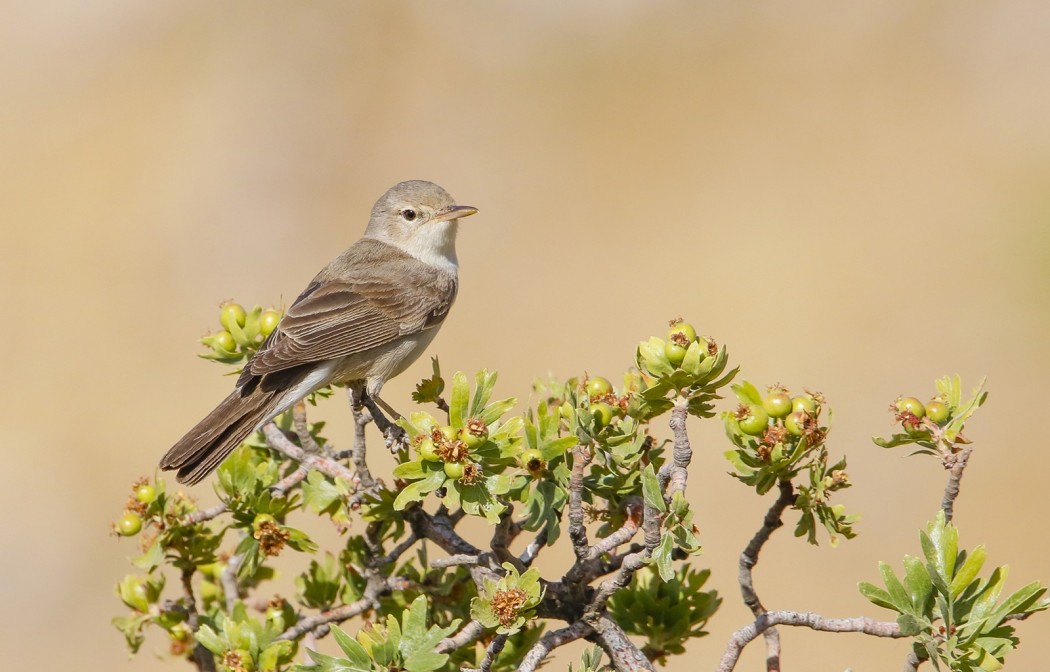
180 568 216 672
346 387 377 490
658 403 691 496
518 620 592 672
589 613 656 672
404 506 484 557
476 633 507 672
738 479 796 672
567 443 592 560
181 502 228 526
292 401 321 454
716 611 905 672
373 534 418 567
220 548 244 613
436 619 485 654
939 445 973 523
263 423 356 483
275 596 374 642
519 527 548 567
903 650 925 671
431 554 481 568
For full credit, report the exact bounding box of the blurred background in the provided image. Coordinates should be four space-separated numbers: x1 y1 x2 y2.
3 1 1049 670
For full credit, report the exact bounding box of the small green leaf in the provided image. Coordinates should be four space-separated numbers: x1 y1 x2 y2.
641 464 667 513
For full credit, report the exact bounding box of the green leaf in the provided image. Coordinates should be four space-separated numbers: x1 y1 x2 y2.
859 581 897 611
449 372 470 428
393 468 447 510
730 381 763 406
950 545 987 599
897 613 925 637
195 624 226 655
331 627 372 669
880 562 913 613
903 555 933 614
652 533 675 581
641 464 667 513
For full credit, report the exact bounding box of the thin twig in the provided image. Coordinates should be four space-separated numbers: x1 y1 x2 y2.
292 401 322 454
589 613 657 672
903 650 925 671
181 502 228 526
436 620 485 654
275 597 374 641
519 527 548 567
940 445 973 523
658 403 691 497
220 548 244 613
346 387 377 490
517 620 592 672
373 534 419 567
716 611 905 672
738 479 796 672
180 568 216 672
477 633 508 672
431 554 481 568
567 443 592 560
263 423 356 483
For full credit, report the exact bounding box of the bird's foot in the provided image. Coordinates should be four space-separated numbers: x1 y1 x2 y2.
383 424 409 454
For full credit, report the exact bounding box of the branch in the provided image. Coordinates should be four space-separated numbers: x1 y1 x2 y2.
518 527 548 567
436 619 485 654
345 387 378 491
404 505 483 557
903 650 925 671
220 547 244 613
738 479 796 672
262 423 356 483
939 445 973 523
470 633 507 672
518 620 592 672
589 613 657 672
431 553 481 568
181 502 228 526
716 610 905 672
567 443 592 560
275 596 375 642
291 401 322 454
180 568 216 672
658 403 691 496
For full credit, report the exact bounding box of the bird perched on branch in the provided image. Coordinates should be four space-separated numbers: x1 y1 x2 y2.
161 180 477 484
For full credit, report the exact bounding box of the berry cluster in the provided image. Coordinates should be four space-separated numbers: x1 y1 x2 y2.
201 302 282 365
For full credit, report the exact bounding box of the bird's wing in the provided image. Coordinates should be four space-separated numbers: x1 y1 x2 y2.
237 244 457 385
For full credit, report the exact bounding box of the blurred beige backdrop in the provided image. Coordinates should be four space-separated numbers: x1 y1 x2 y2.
2 2 1049 670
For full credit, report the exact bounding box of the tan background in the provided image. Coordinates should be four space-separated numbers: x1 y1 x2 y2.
2 2 1049 670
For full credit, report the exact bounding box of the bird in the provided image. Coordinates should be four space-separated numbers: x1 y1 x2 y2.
160 180 477 485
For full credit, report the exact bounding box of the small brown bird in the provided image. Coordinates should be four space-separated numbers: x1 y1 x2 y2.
160 180 477 484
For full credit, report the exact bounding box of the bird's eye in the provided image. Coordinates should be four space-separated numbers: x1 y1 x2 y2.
401 208 417 222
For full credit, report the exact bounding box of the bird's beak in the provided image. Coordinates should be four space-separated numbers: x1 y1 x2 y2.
433 204 478 222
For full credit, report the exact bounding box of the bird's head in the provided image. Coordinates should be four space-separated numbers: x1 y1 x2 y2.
365 180 478 271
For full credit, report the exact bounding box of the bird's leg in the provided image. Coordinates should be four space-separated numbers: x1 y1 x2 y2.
352 387 409 454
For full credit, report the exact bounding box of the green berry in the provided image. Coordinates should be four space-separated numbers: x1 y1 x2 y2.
896 397 926 420
252 513 276 532
586 377 613 399
926 400 949 424
219 302 247 331
259 309 281 338
435 426 457 444
520 448 545 473
739 405 769 436
134 484 157 504
664 341 687 366
417 438 440 461
667 321 698 343
117 512 143 536
785 411 808 436
792 395 819 415
212 331 236 353
443 461 465 480
592 402 616 427
763 392 793 419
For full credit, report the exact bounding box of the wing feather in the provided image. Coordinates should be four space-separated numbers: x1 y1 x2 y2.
236 240 457 386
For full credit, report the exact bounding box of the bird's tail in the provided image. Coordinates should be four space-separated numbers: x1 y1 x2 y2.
160 386 282 485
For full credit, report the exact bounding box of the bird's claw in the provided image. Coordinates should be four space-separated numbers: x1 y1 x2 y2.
383 424 409 453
